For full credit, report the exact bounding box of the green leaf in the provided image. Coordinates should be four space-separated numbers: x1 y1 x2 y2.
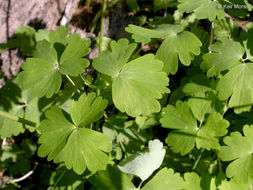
17 27 90 98
161 101 197 155
217 63 253 112
93 39 169 117
90 165 136 190
187 95 212 122
0 26 36 55
38 93 112 174
126 24 201 74
182 172 201 190
49 26 70 45
70 92 108 127
156 31 202 74
153 0 170 12
0 103 24 139
93 39 137 77
125 24 184 44
196 112 229 150
161 101 229 154
220 125 253 183
59 34 90 76
201 39 245 77
142 168 184 190
126 0 139 12
118 139 165 181
18 58 62 98
178 0 225 21
49 166 84 190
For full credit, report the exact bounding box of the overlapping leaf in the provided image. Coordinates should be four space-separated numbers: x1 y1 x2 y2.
220 125 253 183
217 63 253 113
17 26 90 98
201 39 245 77
160 101 198 155
93 39 169 117
161 101 229 155
38 93 112 174
141 168 184 190
182 172 202 190
126 24 202 74
178 0 225 21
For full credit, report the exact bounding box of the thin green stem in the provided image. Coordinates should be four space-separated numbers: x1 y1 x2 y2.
192 149 204 170
0 110 18 121
99 0 107 52
65 74 81 93
137 180 144 190
209 21 215 53
54 169 67 188
0 110 37 128
217 155 223 173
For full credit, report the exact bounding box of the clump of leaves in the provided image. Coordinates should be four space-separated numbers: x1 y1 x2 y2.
1 0 253 189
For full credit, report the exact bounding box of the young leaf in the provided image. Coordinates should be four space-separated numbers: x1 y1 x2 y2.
126 25 201 74
93 39 169 117
178 0 225 21
38 93 111 174
201 39 245 77
141 168 184 190
118 139 166 181
217 63 253 113
220 125 253 184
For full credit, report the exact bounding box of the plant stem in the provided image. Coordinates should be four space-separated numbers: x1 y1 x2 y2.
225 13 248 32
65 74 81 93
209 21 215 53
192 149 204 170
137 180 144 189
217 155 223 173
0 110 37 128
99 0 107 53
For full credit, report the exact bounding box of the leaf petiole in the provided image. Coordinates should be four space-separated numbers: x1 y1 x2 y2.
65 74 81 93
0 110 38 128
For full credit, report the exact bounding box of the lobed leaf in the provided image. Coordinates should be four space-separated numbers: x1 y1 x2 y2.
217 63 253 113
178 0 225 21
17 27 90 98
38 93 111 174
220 125 253 183
126 24 201 74
201 39 245 77
93 39 169 117
142 168 184 190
